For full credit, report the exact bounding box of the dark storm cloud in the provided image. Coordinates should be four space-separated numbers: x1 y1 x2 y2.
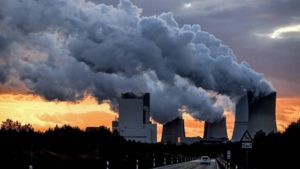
0 0 274 123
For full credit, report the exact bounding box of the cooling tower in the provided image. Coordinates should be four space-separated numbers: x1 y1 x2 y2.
232 93 249 141
247 92 277 136
203 117 228 140
232 92 277 141
161 117 185 144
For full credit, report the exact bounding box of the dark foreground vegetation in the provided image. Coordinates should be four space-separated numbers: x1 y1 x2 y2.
0 119 299 169
222 119 300 169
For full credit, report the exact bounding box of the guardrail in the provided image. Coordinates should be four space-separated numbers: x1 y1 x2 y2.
217 157 239 169
151 156 198 169
100 156 199 169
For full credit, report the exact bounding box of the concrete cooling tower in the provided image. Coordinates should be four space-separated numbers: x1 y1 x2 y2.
232 92 277 141
248 92 277 136
203 117 228 140
161 117 185 144
232 93 249 141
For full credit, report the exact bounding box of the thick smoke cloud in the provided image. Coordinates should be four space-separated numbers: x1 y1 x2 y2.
0 0 273 123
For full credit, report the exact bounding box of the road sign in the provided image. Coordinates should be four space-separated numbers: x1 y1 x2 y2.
240 130 253 149
240 130 253 142
240 130 252 169
242 142 252 149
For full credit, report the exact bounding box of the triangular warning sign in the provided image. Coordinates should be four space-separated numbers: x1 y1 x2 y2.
240 130 253 142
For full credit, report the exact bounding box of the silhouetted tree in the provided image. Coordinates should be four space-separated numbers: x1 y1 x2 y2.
1 119 33 132
0 118 299 169
284 119 300 137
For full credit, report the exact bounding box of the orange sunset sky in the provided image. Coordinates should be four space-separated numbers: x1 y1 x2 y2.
0 93 299 141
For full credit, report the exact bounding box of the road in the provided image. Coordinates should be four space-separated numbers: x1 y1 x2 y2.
153 159 219 169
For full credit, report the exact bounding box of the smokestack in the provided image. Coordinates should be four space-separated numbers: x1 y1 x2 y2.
232 93 249 141
161 117 185 144
203 117 228 140
248 92 277 136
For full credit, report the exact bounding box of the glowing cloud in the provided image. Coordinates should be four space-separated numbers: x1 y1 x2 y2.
184 3 192 9
269 24 300 39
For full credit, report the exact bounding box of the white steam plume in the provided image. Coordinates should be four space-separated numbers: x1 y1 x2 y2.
0 0 273 123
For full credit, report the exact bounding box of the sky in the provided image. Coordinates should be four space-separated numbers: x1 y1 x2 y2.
92 0 300 97
0 0 300 141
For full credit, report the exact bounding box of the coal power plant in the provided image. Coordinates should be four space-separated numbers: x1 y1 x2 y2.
232 92 277 141
159 91 277 144
0 0 281 146
203 118 228 141
112 90 277 144
161 116 228 144
161 117 201 144
232 93 249 141
161 117 185 144
112 92 157 143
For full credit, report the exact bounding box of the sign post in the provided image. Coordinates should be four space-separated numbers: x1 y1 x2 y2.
240 130 253 169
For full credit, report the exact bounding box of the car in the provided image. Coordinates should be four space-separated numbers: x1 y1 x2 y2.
199 156 211 165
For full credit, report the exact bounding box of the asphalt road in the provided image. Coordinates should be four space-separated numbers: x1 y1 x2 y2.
153 159 219 169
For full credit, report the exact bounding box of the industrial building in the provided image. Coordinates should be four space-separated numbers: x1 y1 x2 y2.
232 93 249 141
232 92 277 141
247 92 277 136
161 117 201 144
112 93 157 143
161 117 185 144
111 89 276 144
203 117 228 141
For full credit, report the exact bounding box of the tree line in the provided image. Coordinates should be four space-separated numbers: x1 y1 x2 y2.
0 119 299 169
